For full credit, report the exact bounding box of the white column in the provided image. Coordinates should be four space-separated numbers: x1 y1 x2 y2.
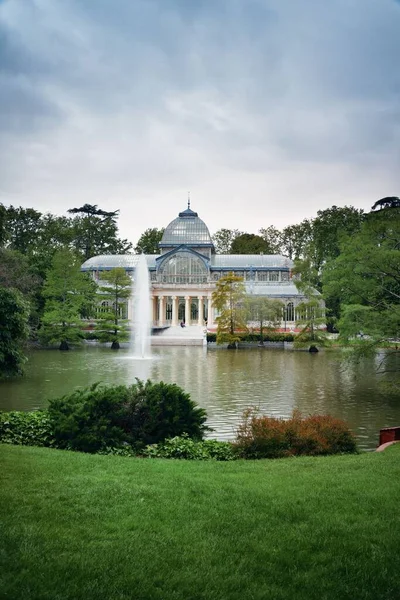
197 296 203 325
172 296 178 326
185 296 191 325
158 296 165 326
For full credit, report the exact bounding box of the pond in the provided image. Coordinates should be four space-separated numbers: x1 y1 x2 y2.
0 345 399 450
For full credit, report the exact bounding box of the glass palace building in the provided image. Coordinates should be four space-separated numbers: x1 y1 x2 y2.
81 204 312 329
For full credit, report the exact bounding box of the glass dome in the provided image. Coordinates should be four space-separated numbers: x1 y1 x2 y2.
159 251 209 284
160 206 213 247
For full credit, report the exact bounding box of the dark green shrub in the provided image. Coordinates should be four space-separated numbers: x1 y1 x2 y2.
143 435 237 461
125 380 209 447
48 379 209 453
48 383 132 452
234 408 357 459
207 332 295 343
0 410 55 447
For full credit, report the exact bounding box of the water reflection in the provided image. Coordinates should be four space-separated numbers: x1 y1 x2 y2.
0 346 398 450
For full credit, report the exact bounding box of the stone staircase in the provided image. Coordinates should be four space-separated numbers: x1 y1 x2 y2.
151 325 207 346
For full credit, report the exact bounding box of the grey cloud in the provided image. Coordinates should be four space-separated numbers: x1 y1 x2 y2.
0 0 399 241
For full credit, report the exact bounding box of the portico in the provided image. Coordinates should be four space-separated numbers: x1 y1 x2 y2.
152 293 212 327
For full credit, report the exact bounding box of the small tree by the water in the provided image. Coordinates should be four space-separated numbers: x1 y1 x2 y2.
95 267 131 349
245 296 284 345
40 249 96 350
212 272 247 348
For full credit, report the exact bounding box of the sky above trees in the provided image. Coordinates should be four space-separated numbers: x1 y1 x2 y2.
0 0 399 245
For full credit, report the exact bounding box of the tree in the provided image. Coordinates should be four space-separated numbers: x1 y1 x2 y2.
2 205 43 254
68 204 132 259
294 294 328 352
0 203 8 247
322 208 400 372
371 196 400 211
40 249 96 350
0 287 30 378
212 272 247 348
280 220 313 260
0 248 41 296
258 226 282 255
212 229 242 254
309 205 364 273
245 296 284 344
230 233 272 254
134 228 164 254
95 268 131 349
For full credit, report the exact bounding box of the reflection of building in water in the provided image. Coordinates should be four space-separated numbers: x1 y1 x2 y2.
81 201 322 329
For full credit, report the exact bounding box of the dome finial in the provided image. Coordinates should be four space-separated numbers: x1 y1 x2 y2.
188 191 191 210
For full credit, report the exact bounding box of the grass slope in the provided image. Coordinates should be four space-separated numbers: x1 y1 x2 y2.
1 444 400 600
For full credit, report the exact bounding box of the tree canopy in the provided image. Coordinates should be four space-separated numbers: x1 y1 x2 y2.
134 228 165 254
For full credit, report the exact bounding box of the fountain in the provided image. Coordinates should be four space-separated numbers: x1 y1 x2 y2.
130 253 152 359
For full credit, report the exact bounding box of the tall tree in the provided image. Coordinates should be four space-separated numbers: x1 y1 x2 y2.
3 205 43 254
280 220 313 260
245 296 284 345
309 205 364 273
230 233 272 254
68 204 132 259
134 228 164 254
258 226 282 255
212 229 242 254
0 287 30 378
322 207 400 356
212 273 247 348
95 268 131 349
40 249 96 350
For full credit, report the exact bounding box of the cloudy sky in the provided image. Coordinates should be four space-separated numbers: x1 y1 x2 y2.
0 0 399 245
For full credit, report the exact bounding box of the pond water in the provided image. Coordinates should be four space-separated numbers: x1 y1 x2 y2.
1 345 399 450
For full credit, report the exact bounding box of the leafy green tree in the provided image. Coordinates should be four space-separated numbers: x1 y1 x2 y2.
309 205 364 273
280 220 313 260
0 287 30 378
212 272 247 348
0 248 41 296
95 268 131 349
0 203 8 247
258 226 282 254
322 208 400 370
68 204 132 259
230 233 272 254
294 294 328 352
212 228 242 254
40 249 96 350
2 205 43 254
134 227 164 254
245 296 284 345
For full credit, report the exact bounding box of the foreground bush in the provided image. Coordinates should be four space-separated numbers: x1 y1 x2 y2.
48 379 209 453
0 411 54 447
143 435 237 461
235 409 357 458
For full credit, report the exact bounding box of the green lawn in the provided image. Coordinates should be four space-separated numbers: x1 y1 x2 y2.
1 445 400 600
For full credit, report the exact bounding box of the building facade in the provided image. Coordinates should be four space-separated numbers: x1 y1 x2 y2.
81 204 315 330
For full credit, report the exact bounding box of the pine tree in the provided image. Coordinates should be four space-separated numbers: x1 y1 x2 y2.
94 268 131 349
40 249 96 350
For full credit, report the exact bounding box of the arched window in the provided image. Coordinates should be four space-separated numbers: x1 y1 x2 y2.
159 251 208 284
